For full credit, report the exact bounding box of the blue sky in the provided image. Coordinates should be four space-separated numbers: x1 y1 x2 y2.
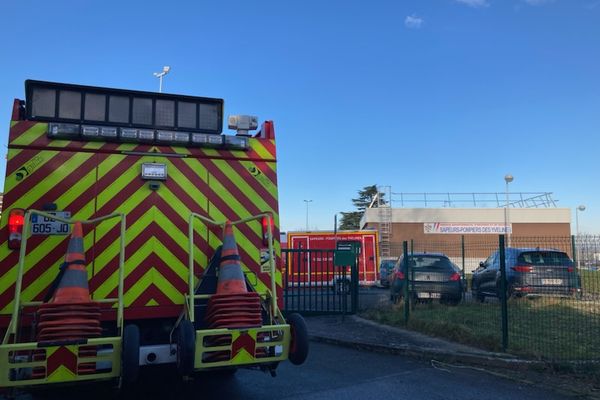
1 0 599 233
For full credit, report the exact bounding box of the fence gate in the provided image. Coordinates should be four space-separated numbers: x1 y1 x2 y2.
282 248 357 315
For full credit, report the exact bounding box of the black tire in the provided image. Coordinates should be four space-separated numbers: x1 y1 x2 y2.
287 313 309 366
176 320 196 376
473 287 485 303
122 324 140 385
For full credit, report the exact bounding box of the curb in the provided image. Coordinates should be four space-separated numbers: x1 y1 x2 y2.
308 315 548 372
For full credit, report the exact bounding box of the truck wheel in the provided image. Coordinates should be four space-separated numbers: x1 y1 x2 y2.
122 324 140 385
176 320 196 376
287 313 308 365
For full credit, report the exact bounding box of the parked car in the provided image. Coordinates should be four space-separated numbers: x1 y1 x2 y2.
379 258 397 287
471 248 581 301
389 253 464 305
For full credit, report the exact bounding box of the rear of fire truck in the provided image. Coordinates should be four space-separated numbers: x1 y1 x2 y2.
0 80 308 390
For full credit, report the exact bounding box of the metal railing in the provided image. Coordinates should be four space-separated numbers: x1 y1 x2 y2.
3 210 126 344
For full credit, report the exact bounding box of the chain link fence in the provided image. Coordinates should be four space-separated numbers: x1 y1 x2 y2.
362 235 600 362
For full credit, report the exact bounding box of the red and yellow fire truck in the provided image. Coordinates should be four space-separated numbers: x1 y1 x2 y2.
286 230 379 287
0 80 308 390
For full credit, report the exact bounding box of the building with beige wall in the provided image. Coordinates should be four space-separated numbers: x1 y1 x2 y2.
361 207 572 273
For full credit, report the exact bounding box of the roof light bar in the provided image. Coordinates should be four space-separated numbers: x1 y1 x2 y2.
26 80 224 134
47 123 249 150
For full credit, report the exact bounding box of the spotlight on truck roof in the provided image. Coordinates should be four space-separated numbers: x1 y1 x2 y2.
228 115 258 136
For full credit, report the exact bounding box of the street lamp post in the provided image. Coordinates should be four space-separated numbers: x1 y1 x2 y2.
504 174 513 246
153 66 171 93
303 200 313 231
576 205 586 268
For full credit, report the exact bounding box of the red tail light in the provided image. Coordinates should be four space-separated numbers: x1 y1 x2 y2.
512 265 533 273
8 209 25 250
261 215 275 246
395 271 405 280
567 267 574 273
449 272 461 281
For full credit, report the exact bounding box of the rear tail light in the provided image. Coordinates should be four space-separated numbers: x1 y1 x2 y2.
567 267 574 273
261 215 275 246
8 209 25 250
395 271 405 280
449 272 461 281
512 265 533 273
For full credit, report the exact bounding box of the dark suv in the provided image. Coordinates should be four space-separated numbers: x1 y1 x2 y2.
471 248 581 301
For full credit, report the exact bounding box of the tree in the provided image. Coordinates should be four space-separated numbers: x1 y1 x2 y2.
339 185 386 230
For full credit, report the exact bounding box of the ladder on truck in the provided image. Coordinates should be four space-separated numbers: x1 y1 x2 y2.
377 186 392 258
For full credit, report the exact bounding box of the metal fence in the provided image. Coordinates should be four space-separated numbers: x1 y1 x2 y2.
364 235 600 362
282 249 357 315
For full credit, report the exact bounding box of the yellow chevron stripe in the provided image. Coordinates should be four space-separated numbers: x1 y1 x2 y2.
249 139 277 174
213 159 277 213
125 267 182 305
9 123 46 146
7 148 23 162
6 152 94 208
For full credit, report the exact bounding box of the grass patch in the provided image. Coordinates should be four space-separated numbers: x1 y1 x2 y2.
361 298 600 361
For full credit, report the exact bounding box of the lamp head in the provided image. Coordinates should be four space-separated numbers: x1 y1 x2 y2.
504 174 514 183
577 205 586 212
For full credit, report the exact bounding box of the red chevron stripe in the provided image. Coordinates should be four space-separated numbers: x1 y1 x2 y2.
7 152 81 203
202 160 266 217
226 159 278 212
92 220 190 287
8 121 38 142
260 139 276 159
130 284 175 307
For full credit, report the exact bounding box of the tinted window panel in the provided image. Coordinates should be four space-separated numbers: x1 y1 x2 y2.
132 97 153 125
31 88 56 118
156 99 175 127
198 103 219 131
109 96 130 123
58 90 81 119
84 93 106 121
178 101 197 128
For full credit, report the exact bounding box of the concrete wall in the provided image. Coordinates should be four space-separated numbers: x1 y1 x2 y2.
362 208 572 268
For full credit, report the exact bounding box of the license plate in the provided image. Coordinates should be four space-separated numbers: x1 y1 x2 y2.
417 292 441 299
542 279 563 285
30 212 71 235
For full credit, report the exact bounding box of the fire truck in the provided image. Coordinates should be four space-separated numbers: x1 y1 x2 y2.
286 231 379 289
0 80 308 390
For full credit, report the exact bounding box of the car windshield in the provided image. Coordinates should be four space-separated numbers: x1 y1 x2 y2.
408 256 453 270
517 251 573 266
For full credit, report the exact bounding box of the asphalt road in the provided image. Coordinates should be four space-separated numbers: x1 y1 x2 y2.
7 342 568 400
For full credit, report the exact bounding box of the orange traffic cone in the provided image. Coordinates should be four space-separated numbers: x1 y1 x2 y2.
203 220 263 337
36 222 102 346
51 222 91 304
216 221 247 295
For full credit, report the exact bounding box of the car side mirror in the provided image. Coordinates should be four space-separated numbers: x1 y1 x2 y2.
479 261 485 268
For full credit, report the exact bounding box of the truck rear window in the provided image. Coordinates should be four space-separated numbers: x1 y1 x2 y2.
517 251 573 266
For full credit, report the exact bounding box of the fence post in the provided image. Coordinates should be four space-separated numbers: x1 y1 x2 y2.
571 235 577 266
499 235 508 352
403 241 410 324
461 235 466 284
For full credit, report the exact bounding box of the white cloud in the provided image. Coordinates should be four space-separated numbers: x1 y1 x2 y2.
404 15 424 29
523 0 554 5
455 0 489 7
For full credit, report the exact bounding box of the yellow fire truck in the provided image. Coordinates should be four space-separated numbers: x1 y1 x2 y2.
0 80 308 390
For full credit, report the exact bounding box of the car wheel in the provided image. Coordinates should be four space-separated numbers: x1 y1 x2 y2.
473 288 485 303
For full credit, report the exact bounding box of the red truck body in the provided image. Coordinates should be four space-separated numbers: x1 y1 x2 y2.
286 231 379 286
